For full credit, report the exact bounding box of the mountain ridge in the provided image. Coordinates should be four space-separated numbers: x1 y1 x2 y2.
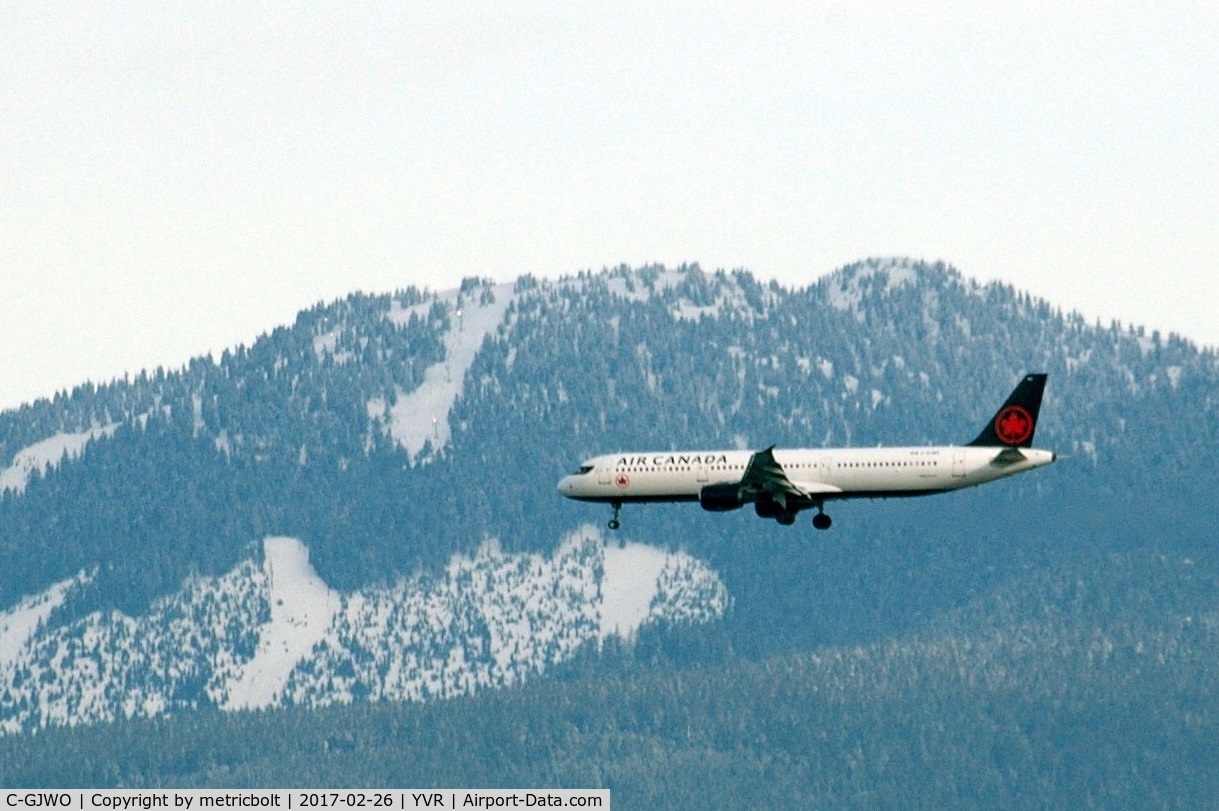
2 258 1217 746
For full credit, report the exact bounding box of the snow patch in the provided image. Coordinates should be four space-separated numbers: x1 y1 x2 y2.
386 298 433 328
312 331 354 365
600 543 669 642
1 424 120 494
825 258 919 319
670 278 752 323
671 301 721 321
223 537 340 711
0 574 83 664
1065 348 1093 374
1166 366 1182 390
385 282 516 461
883 261 917 290
604 268 687 303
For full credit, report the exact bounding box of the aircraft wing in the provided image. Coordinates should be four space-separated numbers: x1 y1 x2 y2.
739 446 808 500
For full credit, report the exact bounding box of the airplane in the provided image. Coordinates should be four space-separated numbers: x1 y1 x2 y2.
557 373 1055 530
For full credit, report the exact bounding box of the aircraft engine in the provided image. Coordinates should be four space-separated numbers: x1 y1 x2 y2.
698 483 744 512
753 497 782 519
754 496 798 525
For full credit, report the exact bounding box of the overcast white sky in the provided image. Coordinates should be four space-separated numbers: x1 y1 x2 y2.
3 3 1217 411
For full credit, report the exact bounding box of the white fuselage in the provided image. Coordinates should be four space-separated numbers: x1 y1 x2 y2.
557 445 1056 503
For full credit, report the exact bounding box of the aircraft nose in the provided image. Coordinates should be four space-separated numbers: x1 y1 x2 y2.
557 476 572 496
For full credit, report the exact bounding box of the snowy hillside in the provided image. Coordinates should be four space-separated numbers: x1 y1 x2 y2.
1 260 1216 742
0 423 119 494
375 281 517 461
0 530 727 734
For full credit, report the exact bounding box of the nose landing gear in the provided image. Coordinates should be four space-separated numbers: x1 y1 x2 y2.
608 501 622 531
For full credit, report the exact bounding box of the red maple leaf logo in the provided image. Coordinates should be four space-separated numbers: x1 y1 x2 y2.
615 474 630 488
994 405 1033 445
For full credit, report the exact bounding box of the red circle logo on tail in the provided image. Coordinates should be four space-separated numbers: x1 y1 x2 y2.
994 405 1034 445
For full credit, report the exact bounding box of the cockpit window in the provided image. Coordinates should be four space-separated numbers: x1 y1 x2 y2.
572 464 595 475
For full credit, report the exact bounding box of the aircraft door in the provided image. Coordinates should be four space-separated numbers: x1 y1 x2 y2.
697 462 709 483
952 450 966 477
598 462 612 485
818 457 830 482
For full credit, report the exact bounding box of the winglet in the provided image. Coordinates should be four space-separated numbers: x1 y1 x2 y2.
968 373 1048 448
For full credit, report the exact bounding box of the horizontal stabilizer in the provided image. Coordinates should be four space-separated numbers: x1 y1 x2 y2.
990 447 1027 467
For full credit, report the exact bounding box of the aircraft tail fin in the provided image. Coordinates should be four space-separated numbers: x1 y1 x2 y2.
967 373 1048 447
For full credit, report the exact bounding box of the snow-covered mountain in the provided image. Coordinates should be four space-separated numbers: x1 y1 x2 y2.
1 259 1216 737
1 529 726 733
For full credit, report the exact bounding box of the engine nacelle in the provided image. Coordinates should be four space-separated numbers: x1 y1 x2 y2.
699 483 744 512
754 496 797 525
753 497 782 519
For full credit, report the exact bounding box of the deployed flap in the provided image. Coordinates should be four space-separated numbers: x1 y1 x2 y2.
739 446 806 500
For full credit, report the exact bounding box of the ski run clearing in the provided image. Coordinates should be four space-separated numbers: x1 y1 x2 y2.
0 424 119 494
380 282 517 461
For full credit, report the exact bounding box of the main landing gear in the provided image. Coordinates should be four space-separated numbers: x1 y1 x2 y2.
608 501 622 531
812 510 832 530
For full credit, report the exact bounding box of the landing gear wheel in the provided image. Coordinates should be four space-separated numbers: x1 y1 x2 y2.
608 502 622 531
776 512 796 526
812 512 832 530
